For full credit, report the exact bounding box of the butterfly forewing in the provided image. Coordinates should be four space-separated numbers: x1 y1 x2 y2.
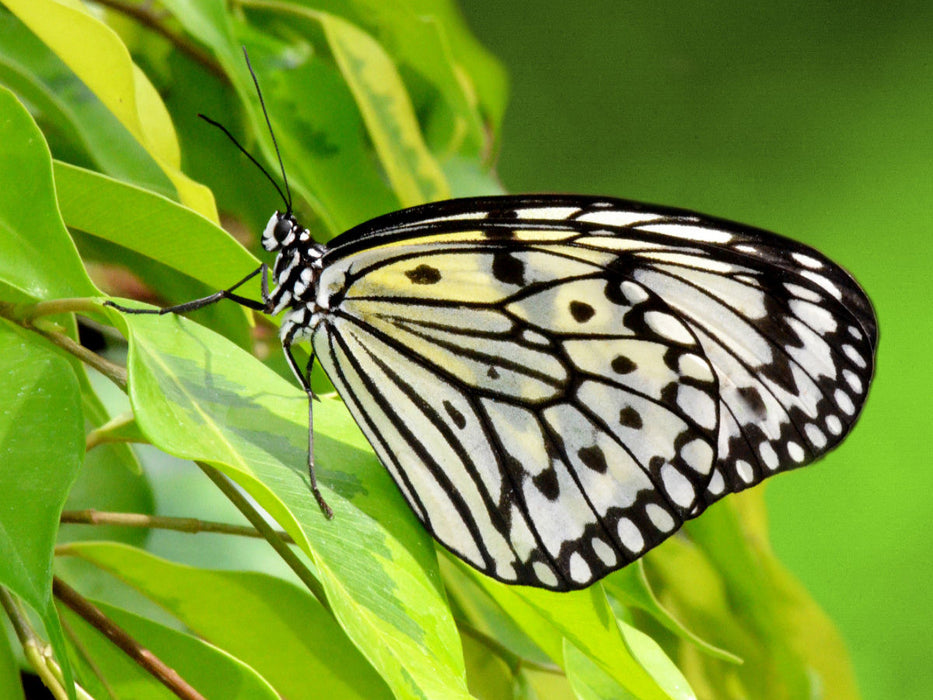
307 196 876 590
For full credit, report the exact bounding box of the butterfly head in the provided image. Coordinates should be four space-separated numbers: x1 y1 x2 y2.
262 211 304 252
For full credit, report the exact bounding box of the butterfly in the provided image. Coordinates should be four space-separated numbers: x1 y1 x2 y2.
106 56 876 590
110 191 877 591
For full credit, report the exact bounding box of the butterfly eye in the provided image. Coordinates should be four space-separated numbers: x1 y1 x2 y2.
262 212 298 251
274 216 295 243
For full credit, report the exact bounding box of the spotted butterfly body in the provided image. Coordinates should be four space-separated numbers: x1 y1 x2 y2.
255 194 876 591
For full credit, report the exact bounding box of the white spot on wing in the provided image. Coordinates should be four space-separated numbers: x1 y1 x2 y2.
677 385 717 430
645 311 694 345
617 518 645 553
592 538 617 566
661 464 695 508
642 253 737 274
637 222 733 243
805 423 827 449
759 442 779 470
646 503 676 532
568 552 592 583
533 562 559 588
826 414 843 435
679 353 714 382
620 280 649 304
416 211 487 225
843 369 863 394
516 206 581 220
707 469 725 494
576 209 663 227
736 460 754 483
792 252 824 269
790 299 837 334
842 344 867 369
681 438 714 474
785 282 822 303
835 389 856 415
787 441 805 462
522 329 551 346
801 270 842 299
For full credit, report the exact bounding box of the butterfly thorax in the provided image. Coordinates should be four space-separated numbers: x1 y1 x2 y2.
261 211 326 342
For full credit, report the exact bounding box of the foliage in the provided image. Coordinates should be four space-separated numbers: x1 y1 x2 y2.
0 1 859 698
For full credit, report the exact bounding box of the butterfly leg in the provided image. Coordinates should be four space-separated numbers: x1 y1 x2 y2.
105 264 269 314
282 334 334 520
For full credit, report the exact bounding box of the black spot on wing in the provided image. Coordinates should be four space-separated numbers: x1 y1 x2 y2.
492 252 526 285
578 445 608 474
443 400 467 429
570 300 595 323
619 406 643 429
611 355 637 374
405 264 442 284
737 386 767 418
533 468 560 500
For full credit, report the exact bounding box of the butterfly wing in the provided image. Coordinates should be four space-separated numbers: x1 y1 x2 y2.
311 196 877 590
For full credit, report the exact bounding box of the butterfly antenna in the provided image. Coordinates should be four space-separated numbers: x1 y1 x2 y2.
196 113 290 211
242 47 293 214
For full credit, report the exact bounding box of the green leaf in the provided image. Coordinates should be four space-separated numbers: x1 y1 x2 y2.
604 562 740 664
64 542 391 699
61 598 280 699
564 638 637 700
440 554 552 667
461 630 514 699
108 308 470 699
0 11 174 196
305 0 507 156
236 37 401 233
684 492 858 699
476 575 692 700
319 12 449 205
2 0 215 217
154 1 400 234
0 321 83 698
54 161 255 346
53 162 257 293
0 87 97 303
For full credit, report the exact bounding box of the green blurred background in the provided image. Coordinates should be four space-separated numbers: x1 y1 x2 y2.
459 2 932 699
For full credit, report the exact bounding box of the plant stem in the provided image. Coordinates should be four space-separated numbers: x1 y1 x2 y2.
53 577 207 700
29 320 127 390
60 508 294 542
1 298 129 390
196 462 331 612
20 297 102 320
91 0 227 81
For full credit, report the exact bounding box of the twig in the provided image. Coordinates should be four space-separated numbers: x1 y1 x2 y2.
91 0 227 81
0 299 128 390
196 462 331 612
30 322 127 390
52 577 207 700
60 508 294 542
